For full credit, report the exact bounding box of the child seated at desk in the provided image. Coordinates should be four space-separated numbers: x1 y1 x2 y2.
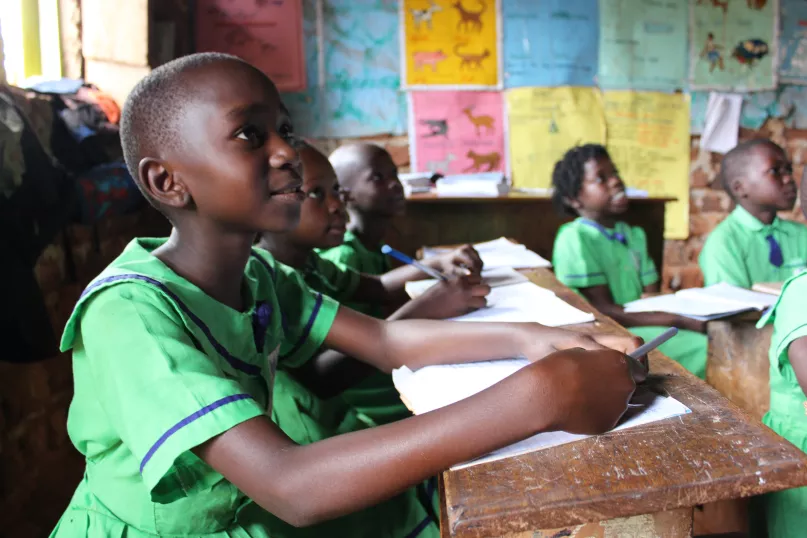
49 53 646 538
258 142 489 426
700 139 807 288
755 171 807 537
551 144 708 378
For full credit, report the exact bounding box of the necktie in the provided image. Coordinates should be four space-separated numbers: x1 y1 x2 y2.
766 234 784 267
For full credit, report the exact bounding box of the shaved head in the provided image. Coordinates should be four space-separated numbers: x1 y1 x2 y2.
329 143 389 189
720 139 784 198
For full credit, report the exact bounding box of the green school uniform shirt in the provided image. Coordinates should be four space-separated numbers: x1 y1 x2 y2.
700 205 807 288
318 229 391 319
553 218 708 378
754 272 807 538
301 250 361 305
50 238 338 538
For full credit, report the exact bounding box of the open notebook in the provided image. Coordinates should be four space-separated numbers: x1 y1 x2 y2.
448 281 595 327
392 360 691 470
623 282 777 321
423 237 551 270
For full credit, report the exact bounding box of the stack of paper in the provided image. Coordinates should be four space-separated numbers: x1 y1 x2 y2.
404 267 528 299
399 172 435 196
624 282 777 321
449 281 595 327
434 172 509 197
392 360 691 469
424 237 551 270
752 282 784 296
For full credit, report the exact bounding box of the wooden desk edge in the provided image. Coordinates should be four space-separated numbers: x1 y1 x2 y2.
439 268 807 537
406 194 678 204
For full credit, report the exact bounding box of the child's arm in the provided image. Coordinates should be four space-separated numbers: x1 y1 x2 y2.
788 337 807 396
196 340 643 527
579 285 707 333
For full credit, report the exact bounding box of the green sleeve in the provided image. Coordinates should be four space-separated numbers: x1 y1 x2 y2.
77 286 265 501
274 263 339 368
319 244 362 273
771 276 807 373
699 231 750 287
552 225 608 288
308 254 361 303
634 227 659 287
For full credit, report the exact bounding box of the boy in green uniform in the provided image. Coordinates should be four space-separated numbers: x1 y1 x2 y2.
50 54 646 538
551 144 708 378
259 144 489 425
754 176 807 537
316 142 485 424
700 139 807 287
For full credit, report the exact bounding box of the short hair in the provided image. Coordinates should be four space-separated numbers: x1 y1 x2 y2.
329 143 388 190
120 52 249 200
551 144 611 216
719 139 784 198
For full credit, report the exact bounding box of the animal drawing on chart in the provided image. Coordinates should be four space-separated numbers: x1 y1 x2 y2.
700 33 724 72
452 0 486 32
413 50 448 71
747 0 767 9
733 39 769 68
463 150 501 172
454 44 490 70
696 0 728 14
426 153 457 173
410 0 442 31
420 119 449 138
461 106 495 136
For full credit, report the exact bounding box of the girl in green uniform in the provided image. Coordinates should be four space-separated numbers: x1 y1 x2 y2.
50 54 646 538
753 175 807 537
551 144 708 378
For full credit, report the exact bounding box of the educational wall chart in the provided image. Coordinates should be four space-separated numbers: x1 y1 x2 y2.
409 91 506 174
598 0 688 91
506 87 606 190
501 0 599 88
779 0 807 84
196 0 306 92
604 91 690 239
282 0 408 138
689 0 778 91
402 0 500 88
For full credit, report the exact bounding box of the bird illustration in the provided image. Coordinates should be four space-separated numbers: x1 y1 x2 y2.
732 39 769 67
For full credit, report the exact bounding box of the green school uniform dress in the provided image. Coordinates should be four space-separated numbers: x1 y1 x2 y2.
50 238 437 538
754 272 807 538
553 218 708 378
699 205 807 288
315 242 412 426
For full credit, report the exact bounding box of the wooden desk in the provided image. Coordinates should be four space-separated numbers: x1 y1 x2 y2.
706 311 772 421
389 194 673 273
439 268 807 538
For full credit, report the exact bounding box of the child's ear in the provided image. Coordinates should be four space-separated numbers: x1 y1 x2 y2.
563 196 582 210
139 158 192 208
730 177 748 199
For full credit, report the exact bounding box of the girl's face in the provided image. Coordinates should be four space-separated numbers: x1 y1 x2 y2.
572 156 629 218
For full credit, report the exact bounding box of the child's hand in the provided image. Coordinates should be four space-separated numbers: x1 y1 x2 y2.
427 245 483 276
406 274 490 319
519 326 646 373
525 347 643 435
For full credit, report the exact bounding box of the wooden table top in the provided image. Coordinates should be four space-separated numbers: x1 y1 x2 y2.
440 268 807 537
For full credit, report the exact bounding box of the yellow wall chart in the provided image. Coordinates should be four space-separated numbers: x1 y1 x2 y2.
603 91 690 240
402 0 500 88
506 87 605 190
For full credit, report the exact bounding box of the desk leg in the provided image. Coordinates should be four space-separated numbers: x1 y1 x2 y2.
500 508 693 538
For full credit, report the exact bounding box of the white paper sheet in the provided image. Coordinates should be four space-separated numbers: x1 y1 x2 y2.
624 282 776 320
699 92 742 154
404 267 529 299
392 361 691 470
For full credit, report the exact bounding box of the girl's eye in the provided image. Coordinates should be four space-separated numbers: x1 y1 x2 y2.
236 126 267 147
278 121 303 147
371 174 383 182
305 188 324 201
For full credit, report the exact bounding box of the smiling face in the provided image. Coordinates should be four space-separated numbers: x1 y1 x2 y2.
571 155 629 219
145 58 305 234
288 145 349 249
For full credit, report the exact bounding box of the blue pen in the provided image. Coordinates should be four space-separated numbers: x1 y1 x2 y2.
381 244 447 281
